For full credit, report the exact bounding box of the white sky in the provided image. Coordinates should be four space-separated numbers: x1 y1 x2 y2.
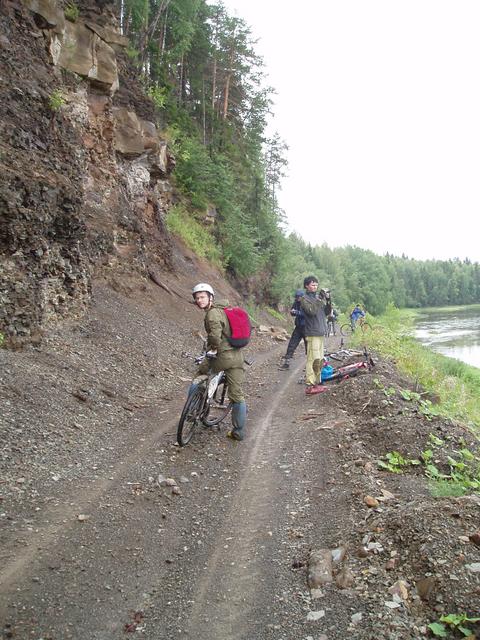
220 0 480 262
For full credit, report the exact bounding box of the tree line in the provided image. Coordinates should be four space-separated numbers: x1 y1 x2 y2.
121 0 286 281
118 0 480 314
277 237 480 315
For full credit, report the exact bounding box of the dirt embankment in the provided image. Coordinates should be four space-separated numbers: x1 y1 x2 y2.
0 0 175 346
1 264 479 640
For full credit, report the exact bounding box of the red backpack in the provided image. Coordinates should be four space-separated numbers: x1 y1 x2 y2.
223 307 252 348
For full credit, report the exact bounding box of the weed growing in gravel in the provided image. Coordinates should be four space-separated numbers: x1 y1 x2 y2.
427 446 480 496
380 434 480 496
373 378 396 398
0 332 4 348
377 451 420 474
429 613 480 637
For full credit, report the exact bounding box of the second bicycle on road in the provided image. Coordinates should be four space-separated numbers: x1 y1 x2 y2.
340 316 371 336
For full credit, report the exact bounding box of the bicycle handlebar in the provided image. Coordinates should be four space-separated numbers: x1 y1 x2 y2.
194 351 216 365
194 352 254 366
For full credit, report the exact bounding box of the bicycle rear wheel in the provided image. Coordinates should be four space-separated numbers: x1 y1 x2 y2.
202 379 232 427
177 387 204 446
340 323 353 337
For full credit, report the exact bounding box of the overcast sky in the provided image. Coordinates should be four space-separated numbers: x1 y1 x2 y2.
220 0 479 262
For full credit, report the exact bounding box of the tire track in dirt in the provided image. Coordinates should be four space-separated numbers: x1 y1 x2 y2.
0 411 176 591
0 342 288 633
181 357 325 640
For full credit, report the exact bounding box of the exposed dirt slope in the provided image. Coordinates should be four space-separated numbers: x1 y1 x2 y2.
1 267 479 640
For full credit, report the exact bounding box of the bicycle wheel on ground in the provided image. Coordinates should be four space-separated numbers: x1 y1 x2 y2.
340 323 353 337
202 379 232 427
177 387 204 447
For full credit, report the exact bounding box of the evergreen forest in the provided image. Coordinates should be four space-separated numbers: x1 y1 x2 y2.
120 0 480 315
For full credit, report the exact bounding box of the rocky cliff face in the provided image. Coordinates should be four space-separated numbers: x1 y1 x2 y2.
0 0 176 345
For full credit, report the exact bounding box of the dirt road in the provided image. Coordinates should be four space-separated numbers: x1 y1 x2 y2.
0 329 350 639
1 282 479 640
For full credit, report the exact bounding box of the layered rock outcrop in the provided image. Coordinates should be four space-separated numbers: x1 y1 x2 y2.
0 0 176 344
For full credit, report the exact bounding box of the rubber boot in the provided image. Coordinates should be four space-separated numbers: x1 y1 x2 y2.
228 401 246 441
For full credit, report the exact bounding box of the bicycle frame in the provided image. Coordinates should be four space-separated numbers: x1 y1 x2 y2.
177 353 232 446
324 347 374 383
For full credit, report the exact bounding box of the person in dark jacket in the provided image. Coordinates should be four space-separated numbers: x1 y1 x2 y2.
279 289 307 370
300 275 332 394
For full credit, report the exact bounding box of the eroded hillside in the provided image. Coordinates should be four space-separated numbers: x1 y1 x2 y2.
0 0 177 346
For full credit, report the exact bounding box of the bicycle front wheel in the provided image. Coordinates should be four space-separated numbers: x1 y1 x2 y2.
340 323 353 337
177 387 204 446
360 322 371 333
202 379 232 427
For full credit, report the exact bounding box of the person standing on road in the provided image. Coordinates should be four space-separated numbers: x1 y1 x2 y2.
279 289 307 370
300 276 332 395
326 307 338 336
191 283 247 441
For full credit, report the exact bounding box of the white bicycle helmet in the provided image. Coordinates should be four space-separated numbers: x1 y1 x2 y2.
192 282 214 298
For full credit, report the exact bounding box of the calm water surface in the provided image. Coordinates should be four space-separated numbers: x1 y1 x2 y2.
414 306 480 369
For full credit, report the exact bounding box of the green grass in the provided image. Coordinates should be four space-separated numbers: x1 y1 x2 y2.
266 307 285 322
429 479 469 498
166 204 223 269
415 303 480 314
355 304 480 433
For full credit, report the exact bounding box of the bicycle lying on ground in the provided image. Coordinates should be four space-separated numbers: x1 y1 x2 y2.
177 350 232 447
323 346 375 383
325 345 364 362
340 317 371 336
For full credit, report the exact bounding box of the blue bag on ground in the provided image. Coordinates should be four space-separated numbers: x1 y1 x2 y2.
321 364 334 381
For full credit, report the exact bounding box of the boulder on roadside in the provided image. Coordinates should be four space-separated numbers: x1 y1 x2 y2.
308 549 333 588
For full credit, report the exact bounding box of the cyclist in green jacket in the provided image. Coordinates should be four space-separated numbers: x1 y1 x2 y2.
192 283 247 441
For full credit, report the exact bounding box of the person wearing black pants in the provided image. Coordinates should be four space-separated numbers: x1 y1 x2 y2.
280 289 307 370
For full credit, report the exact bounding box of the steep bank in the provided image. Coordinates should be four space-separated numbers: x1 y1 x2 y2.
0 0 175 345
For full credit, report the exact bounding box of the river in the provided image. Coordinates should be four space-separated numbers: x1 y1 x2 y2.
413 306 480 369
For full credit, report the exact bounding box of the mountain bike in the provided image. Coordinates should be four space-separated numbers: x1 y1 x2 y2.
340 317 371 336
324 346 375 383
177 351 232 447
325 346 364 362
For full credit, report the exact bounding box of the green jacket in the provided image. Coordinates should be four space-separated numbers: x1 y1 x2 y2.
204 300 244 371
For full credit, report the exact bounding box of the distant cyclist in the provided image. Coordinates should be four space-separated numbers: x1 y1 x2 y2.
190 283 247 441
350 304 366 331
